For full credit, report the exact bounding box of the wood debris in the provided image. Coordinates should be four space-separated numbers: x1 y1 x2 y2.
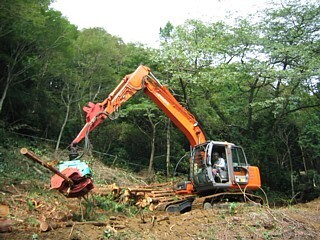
108 216 126 230
92 182 195 211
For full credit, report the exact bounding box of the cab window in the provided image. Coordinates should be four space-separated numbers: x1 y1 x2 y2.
231 147 247 167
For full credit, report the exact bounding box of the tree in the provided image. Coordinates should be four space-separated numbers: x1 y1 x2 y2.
0 0 52 114
54 80 82 157
121 97 164 177
0 1 79 141
154 1 320 197
165 119 171 178
57 28 126 146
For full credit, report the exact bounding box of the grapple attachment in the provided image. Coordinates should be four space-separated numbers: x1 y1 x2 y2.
51 160 94 198
20 148 94 198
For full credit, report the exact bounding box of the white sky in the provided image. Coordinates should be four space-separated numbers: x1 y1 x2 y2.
50 0 268 47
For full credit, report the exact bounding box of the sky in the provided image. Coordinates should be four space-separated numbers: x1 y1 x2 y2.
50 0 268 47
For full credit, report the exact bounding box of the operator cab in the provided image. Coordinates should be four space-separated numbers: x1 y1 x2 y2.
191 141 251 193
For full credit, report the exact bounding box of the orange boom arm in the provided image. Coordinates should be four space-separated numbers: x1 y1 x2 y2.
72 65 206 147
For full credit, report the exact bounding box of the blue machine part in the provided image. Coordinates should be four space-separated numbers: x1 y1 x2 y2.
58 160 92 177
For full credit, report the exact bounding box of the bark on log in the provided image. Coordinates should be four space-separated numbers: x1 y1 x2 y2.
0 205 9 217
127 188 153 192
0 219 12 233
20 148 73 186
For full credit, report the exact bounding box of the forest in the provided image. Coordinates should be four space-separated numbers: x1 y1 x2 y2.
0 0 319 203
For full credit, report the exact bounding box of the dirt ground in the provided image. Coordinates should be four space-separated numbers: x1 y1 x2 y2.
1 180 319 240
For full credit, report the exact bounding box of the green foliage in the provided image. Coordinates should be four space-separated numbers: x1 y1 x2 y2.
229 202 239 215
92 194 140 217
26 217 39 227
103 228 112 239
0 0 319 204
298 113 320 160
26 197 35 211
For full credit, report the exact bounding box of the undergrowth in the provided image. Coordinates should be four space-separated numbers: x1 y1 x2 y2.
82 194 142 221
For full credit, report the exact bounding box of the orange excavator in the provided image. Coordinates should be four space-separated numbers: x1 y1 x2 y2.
51 65 262 211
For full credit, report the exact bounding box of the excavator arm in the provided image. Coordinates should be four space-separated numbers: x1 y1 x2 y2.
72 65 206 147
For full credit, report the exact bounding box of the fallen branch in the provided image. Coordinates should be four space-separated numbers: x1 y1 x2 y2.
39 220 110 233
72 221 108 227
68 222 75 239
169 224 175 231
157 216 169 222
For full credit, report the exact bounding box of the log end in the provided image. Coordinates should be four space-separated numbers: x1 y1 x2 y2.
20 148 28 155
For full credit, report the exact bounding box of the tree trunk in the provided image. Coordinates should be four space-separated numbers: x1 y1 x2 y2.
55 104 70 158
0 78 10 114
166 119 171 178
299 143 308 173
0 43 31 114
54 82 75 158
148 123 156 176
146 111 162 177
282 129 295 197
289 153 295 198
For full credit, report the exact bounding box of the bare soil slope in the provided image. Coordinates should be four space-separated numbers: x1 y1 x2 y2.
1 181 319 240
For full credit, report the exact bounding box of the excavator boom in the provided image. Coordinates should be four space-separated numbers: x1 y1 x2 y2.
72 65 206 147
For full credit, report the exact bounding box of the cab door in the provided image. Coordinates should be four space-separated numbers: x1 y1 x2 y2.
191 142 232 192
231 146 250 184
191 143 209 185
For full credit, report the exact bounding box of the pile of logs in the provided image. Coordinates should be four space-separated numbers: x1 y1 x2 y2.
92 182 194 211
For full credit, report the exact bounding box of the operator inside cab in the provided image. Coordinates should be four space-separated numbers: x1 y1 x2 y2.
212 152 226 182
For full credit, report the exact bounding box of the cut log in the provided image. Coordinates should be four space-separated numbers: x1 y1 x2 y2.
0 219 12 233
0 205 9 217
20 148 73 186
109 224 126 229
39 221 50 232
152 189 175 193
68 221 108 227
151 192 176 198
39 221 65 232
127 188 153 192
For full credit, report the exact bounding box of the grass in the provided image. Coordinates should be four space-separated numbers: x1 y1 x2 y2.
90 194 141 216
